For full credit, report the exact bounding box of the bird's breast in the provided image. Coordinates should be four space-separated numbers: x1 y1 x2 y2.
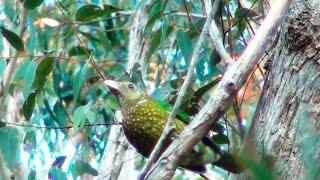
122 101 167 156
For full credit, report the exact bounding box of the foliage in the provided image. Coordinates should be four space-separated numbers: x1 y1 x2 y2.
0 0 298 179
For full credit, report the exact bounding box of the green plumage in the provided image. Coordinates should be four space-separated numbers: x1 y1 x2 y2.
104 80 219 172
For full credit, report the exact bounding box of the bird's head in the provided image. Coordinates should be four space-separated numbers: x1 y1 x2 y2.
103 80 148 108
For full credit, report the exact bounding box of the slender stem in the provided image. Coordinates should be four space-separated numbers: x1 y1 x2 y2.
54 0 106 80
4 121 120 129
206 1 234 66
140 1 220 179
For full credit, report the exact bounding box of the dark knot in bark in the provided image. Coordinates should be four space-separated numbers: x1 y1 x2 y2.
225 82 238 95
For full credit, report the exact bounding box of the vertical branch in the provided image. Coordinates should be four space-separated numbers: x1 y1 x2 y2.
127 1 150 73
226 4 234 59
206 1 234 66
0 8 27 113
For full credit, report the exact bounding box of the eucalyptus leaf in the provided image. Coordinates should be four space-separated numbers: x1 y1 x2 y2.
33 56 55 92
75 160 99 176
22 92 37 121
72 106 86 129
73 63 90 102
48 167 67 180
23 0 44 10
176 30 193 66
75 4 104 22
0 127 21 170
145 0 169 30
53 101 68 134
69 46 91 56
212 133 230 144
0 26 24 52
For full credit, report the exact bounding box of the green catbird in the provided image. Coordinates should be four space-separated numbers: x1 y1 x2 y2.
104 80 243 173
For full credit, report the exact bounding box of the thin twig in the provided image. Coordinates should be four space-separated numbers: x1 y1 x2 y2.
4 121 121 129
140 1 219 179
0 54 116 64
54 0 106 80
205 1 234 66
232 96 245 140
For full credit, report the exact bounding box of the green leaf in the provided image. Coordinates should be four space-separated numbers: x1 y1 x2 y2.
212 133 230 144
72 106 86 129
86 110 96 124
69 46 91 56
0 127 21 170
75 4 104 22
176 30 193 65
147 25 173 60
0 26 24 51
33 56 54 92
194 77 222 101
23 0 44 10
104 63 129 80
75 160 99 176
73 63 89 102
209 49 221 67
53 101 68 134
103 4 122 13
49 167 68 180
22 92 37 121
145 0 169 30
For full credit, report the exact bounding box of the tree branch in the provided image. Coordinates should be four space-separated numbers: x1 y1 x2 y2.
140 1 221 179
204 1 234 66
145 0 292 179
127 1 151 73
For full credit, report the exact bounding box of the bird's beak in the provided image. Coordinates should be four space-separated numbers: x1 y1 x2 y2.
104 80 121 96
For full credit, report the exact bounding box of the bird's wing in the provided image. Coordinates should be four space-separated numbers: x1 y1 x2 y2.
153 100 191 124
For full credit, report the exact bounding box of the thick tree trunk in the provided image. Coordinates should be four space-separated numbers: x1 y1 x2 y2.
232 1 320 179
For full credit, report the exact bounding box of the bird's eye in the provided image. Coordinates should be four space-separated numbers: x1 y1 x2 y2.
128 84 134 89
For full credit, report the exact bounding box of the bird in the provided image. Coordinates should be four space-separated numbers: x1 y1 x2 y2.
103 80 243 174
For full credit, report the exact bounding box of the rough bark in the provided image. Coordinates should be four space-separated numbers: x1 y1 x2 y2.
231 0 320 179
127 1 150 72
